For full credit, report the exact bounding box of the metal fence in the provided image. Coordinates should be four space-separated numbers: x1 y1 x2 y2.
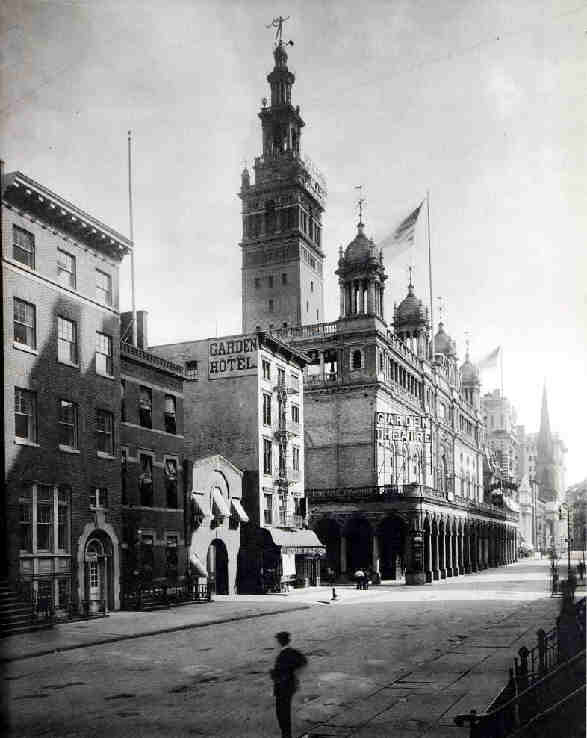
122 580 212 610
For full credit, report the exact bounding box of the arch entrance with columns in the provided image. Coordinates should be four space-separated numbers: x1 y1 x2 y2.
377 515 407 580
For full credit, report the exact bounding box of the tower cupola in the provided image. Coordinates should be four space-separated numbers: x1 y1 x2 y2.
393 274 430 358
460 347 480 409
336 221 387 319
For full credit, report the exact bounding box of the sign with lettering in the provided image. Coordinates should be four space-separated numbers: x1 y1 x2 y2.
375 412 433 487
208 336 258 379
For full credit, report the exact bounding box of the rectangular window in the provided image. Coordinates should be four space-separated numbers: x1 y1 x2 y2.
166 534 179 578
14 298 36 349
268 275 274 288
263 439 272 475
164 395 177 435
15 388 37 441
121 447 128 505
263 394 272 426
58 399 78 448
36 485 53 551
13 225 35 268
254 277 261 289
291 404 300 425
185 360 199 379
139 386 152 429
264 494 273 525
281 273 287 285
90 487 108 509
290 373 299 392
58 317 78 365
277 367 285 387
120 380 126 422
19 493 33 553
95 269 112 306
139 453 154 507
57 486 70 552
165 458 178 508
95 409 114 454
268 298 274 313
141 534 154 578
262 360 271 381
279 445 286 477
57 249 76 289
96 332 113 376
293 446 300 472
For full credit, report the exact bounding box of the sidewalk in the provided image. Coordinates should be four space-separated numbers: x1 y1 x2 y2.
0 584 373 664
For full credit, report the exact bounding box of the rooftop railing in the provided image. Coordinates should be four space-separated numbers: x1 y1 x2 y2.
121 341 185 377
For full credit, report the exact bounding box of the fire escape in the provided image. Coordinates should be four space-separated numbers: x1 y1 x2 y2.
274 375 302 527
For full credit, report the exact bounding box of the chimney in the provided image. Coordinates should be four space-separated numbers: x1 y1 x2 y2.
120 309 148 349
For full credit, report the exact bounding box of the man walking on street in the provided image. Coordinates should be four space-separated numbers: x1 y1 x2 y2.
270 631 308 738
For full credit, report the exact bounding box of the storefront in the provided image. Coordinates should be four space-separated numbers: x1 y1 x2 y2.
255 528 325 591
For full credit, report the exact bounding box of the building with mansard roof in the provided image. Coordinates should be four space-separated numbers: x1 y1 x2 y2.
239 41 519 585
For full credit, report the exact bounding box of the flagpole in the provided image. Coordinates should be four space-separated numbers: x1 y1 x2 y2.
500 347 504 397
427 190 434 358
128 130 137 347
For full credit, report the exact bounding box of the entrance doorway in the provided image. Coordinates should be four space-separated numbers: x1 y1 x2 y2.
84 534 113 613
344 517 373 573
207 539 229 594
378 516 407 580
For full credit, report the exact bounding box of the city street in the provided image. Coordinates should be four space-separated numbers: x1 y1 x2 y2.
3 560 565 738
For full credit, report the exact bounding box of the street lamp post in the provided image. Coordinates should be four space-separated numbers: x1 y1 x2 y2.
558 503 572 579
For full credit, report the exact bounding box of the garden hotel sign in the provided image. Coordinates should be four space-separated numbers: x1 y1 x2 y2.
208 336 258 379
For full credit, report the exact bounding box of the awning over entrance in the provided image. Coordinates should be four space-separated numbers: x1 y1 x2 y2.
265 528 326 556
189 550 208 578
191 491 210 517
212 488 231 518
231 498 249 523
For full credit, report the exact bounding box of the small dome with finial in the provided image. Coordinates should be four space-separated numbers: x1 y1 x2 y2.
460 352 479 384
434 322 457 357
274 42 289 68
343 223 378 264
395 281 427 326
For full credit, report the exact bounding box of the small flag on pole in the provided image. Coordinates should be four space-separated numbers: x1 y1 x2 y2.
476 346 501 370
378 201 424 256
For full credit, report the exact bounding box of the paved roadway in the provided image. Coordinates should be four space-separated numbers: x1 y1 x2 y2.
3 560 564 737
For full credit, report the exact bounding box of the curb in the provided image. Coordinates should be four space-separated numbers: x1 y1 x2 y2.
0 603 312 664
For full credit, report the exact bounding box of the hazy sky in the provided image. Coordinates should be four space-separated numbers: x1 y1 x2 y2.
1 0 585 484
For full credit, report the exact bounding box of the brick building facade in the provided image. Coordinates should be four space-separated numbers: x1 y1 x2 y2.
119 316 188 605
2 171 130 615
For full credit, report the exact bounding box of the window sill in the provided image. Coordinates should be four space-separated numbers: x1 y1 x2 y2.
59 444 80 454
97 451 116 460
14 438 39 448
58 360 80 370
96 371 115 381
13 342 38 356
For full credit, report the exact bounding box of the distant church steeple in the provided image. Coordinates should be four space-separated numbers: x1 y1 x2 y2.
240 28 327 333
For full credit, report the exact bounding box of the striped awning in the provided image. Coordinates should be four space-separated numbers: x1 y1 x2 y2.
212 488 231 518
189 551 208 578
191 492 210 517
231 498 249 523
265 528 325 555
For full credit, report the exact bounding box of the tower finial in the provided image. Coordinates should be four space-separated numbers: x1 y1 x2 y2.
354 184 365 225
465 330 470 359
408 265 413 288
436 295 444 325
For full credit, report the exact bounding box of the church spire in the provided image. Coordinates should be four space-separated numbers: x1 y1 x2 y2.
537 384 553 459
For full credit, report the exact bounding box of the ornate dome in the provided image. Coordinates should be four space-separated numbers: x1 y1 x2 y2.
460 353 479 384
434 322 457 357
395 283 427 326
343 223 377 264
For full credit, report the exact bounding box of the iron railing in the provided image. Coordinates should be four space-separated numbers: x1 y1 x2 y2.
455 597 586 738
120 341 185 377
18 573 74 622
122 580 211 610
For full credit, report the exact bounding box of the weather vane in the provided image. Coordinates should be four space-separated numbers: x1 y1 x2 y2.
267 16 292 44
355 185 366 223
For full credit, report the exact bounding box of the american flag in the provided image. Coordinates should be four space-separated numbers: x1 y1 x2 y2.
379 201 424 255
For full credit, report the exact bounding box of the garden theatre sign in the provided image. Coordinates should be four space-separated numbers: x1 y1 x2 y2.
375 413 432 444
208 336 258 379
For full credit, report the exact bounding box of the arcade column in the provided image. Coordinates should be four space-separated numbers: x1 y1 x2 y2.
340 536 347 574
372 535 380 575
406 528 426 586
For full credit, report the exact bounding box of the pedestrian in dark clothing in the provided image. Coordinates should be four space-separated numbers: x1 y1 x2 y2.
270 631 307 738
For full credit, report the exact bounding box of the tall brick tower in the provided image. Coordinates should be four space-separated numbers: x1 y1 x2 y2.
240 38 326 333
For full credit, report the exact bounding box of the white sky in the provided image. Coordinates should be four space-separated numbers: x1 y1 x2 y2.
1 0 585 484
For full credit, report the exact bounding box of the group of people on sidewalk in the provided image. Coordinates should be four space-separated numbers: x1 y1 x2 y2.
353 567 382 590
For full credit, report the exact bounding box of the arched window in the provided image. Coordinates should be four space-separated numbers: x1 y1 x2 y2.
265 200 276 233
351 349 362 370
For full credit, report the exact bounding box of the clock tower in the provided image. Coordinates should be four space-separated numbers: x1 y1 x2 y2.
240 39 326 333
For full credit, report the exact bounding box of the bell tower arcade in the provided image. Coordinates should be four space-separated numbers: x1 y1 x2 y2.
240 38 326 333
